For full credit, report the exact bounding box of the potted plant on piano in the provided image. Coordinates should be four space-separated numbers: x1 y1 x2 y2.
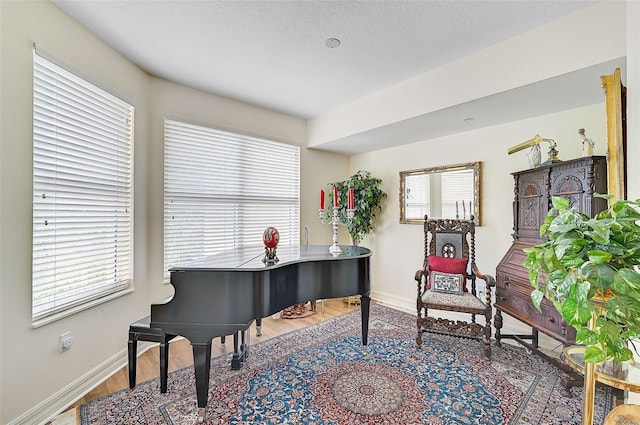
328 170 387 246
523 194 640 365
328 170 386 306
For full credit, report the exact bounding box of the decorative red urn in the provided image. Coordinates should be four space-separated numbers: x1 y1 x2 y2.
263 226 279 248
262 227 279 264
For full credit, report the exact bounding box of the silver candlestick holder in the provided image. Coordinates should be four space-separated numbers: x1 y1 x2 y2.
319 206 355 256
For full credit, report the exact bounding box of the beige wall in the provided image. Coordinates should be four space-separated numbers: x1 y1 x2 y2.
625 0 640 405
308 1 627 148
350 104 607 316
0 1 346 423
145 78 348 303
1 2 150 423
311 0 633 339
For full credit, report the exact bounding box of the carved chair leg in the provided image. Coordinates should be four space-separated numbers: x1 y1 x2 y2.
483 324 492 358
494 308 503 348
416 300 424 348
483 305 492 358
417 305 431 347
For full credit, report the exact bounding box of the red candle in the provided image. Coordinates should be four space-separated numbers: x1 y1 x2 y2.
348 188 354 210
320 189 325 210
333 186 339 207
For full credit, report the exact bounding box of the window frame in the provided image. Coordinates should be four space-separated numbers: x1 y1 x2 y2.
163 119 300 280
32 49 134 326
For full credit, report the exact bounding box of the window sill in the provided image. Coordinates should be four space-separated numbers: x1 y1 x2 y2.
32 287 134 328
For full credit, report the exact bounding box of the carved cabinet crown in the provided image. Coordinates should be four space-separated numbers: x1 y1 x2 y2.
512 156 608 242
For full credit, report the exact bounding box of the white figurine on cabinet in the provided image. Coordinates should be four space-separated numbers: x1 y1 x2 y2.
579 128 595 157
527 144 541 168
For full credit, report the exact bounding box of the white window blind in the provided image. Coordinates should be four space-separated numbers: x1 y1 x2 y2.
32 50 134 322
164 120 299 278
441 169 474 219
404 173 431 219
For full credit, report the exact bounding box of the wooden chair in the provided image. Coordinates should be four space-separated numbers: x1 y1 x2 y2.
414 216 495 358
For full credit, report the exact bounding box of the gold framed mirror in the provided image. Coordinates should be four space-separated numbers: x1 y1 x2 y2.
399 161 481 225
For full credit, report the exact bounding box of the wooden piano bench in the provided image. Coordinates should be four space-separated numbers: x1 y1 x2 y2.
128 316 178 393
128 316 230 393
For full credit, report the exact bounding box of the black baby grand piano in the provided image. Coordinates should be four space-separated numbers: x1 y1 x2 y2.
151 244 372 423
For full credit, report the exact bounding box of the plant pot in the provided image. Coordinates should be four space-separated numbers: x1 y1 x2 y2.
596 358 623 376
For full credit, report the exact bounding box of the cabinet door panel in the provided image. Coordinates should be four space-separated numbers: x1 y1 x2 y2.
549 157 608 218
516 169 548 239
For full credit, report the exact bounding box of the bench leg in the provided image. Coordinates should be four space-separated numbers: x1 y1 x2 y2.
128 334 137 389
159 338 170 393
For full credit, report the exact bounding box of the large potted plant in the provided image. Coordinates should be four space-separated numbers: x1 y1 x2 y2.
329 170 387 246
524 194 640 363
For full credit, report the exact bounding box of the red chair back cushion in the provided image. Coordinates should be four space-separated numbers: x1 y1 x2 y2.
428 256 469 291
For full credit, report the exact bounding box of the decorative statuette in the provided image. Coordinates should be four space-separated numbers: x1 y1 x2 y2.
319 186 355 256
578 128 595 157
262 226 279 264
527 144 542 168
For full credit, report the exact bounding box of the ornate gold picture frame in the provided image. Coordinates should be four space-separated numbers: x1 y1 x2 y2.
601 68 626 202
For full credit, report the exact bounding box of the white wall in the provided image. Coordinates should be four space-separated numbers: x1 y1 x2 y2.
625 0 640 405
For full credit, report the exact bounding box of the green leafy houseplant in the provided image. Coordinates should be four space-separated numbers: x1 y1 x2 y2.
328 170 387 246
524 194 640 363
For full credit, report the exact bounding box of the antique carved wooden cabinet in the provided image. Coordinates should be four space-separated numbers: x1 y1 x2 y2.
495 156 608 356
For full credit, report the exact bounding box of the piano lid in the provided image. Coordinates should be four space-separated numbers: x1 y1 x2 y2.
168 244 372 272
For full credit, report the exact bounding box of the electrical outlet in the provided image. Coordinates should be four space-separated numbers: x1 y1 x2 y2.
60 331 74 352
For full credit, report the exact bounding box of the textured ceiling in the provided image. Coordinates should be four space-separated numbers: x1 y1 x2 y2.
52 0 596 121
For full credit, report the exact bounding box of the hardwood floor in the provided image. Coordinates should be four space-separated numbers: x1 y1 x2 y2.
54 298 360 424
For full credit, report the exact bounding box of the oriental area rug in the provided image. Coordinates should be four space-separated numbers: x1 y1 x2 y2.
81 304 614 424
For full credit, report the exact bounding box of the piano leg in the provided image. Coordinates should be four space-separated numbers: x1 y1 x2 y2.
240 328 246 357
255 317 262 336
232 331 241 370
245 328 251 358
231 330 249 370
360 295 371 346
191 341 212 422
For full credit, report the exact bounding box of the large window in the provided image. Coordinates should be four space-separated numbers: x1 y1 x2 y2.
164 120 300 278
32 50 134 323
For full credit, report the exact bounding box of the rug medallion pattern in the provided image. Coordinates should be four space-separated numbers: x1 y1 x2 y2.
81 304 613 424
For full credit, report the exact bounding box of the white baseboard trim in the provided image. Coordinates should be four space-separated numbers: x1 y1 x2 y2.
370 289 414 313
8 341 155 425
